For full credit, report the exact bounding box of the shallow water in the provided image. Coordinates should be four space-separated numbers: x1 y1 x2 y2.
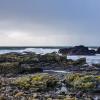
67 54 100 64
44 70 70 73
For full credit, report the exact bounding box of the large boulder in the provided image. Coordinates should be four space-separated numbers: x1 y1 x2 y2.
96 47 100 54
59 45 96 55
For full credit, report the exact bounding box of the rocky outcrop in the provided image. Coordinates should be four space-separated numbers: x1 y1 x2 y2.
59 45 96 55
96 47 100 54
0 52 67 75
0 73 98 100
0 51 98 75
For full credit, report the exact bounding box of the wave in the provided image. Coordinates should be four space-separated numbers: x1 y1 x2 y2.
0 48 59 54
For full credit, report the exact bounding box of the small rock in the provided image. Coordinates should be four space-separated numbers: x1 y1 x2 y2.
47 98 52 100
33 93 38 98
45 94 50 98
15 92 24 97
0 96 6 100
59 83 68 95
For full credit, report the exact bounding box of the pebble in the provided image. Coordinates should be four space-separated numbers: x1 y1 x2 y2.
15 92 24 97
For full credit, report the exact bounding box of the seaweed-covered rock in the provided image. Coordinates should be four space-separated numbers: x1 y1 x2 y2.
0 53 22 62
40 52 62 62
13 73 58 91
31 73 58 91
64 73 97 91
73 75 96 90
0 62 20 75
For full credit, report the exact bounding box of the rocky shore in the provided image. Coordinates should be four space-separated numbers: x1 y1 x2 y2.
0 52 84 75
0 51 99 99
0 73 99 100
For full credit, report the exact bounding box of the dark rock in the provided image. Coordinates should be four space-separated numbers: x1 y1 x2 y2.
96 47 100 54
20 64 43 74
59 45 96 55
72 58 86 66
39 52 62 62
59 48 72 55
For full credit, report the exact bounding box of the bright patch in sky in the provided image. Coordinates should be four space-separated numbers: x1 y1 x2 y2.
8 32 23 38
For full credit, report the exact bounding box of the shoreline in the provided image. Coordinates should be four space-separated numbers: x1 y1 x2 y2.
0 49 99 99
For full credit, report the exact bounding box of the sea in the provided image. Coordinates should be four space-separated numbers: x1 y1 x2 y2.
0 46 100 65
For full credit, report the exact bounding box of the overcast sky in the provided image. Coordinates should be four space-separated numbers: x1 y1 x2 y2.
0 0 100 46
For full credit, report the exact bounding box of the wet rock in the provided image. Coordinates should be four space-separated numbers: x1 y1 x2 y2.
40 52 61 62
72 58 86 66
96 47 100 54
0 62 20 75
59 45 96 55
20 64 43 74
